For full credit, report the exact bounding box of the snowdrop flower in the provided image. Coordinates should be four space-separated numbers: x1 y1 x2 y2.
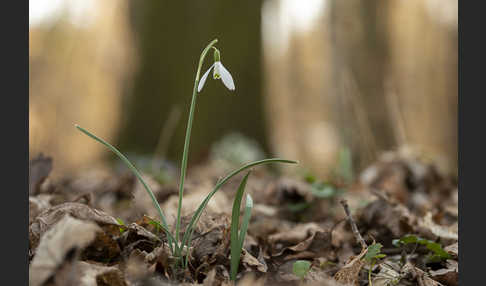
197 48 235 92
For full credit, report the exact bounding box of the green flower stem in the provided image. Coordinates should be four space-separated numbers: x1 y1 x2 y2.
175 39 219 246
368 261 375 286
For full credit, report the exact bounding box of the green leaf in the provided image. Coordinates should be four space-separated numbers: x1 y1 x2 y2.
364 243 383 262
148 218 162 233
287 202 310 212
230 172 252 281
425 242 450 259
310 182 338 198
304 173 316 184
116 218 126 234
240 194 253 251
180 158 297 267
75 125 177 254
393 234 451 261
293 260 311 279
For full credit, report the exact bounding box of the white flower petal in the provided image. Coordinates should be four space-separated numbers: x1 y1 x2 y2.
198 64 214 92
217 62 235 91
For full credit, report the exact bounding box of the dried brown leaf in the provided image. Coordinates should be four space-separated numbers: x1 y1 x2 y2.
372 261 404 286
286 230 333 259
269 223 322 245
81 230 121 262
419 212 458 240
29 195 52 224
333 248 367 286
444 242 458 258
402 262 446 286
78 261 127 286
30 202 120 252
241 249 267 273
360 198 416 238
29 215 101 286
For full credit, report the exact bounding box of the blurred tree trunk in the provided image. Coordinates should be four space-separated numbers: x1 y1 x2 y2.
386 0 458 174
263 0 457 178
118 0 267 165
329 0 397 170
29 0 135 178
329 0 457 174
262 0 340 177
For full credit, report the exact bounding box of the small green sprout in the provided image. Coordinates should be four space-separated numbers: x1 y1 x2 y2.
230 172 253 281
392 234 451 262
293 260 311 280
75 39 297 271
309 181 340 198
364 243 386 262
363 243 386 286
116 218 127 234
147 218 163 234
303 171 342 199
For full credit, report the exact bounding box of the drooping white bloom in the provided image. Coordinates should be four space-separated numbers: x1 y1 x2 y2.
197 61 235 92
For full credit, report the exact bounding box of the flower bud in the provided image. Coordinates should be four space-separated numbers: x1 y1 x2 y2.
213 48 221 62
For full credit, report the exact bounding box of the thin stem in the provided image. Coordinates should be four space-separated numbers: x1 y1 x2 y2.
175 39 219 245
340 199 367 249
368 261 375 286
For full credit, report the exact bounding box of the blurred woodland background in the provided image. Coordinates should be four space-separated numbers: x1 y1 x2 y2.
29 0 457 179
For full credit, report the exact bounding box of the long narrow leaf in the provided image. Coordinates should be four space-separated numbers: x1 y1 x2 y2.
230 172 251 280
181 158 297 265
239 194 253 251
75 124 178 253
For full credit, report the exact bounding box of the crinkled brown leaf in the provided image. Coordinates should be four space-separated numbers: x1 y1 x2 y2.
29 215 101 286
81 230 121 262
372 261 404 286
121 222 162 245
444 242 458 259
269 223 333 261
30 202 120 252
241 248 267 273
29 195 52 224
419 212 458 240
269 223 321 246
403 262 446 286
333 248 367 286
183 210 231 271
360 198 416 238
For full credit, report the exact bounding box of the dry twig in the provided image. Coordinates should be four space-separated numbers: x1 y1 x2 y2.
340 199 367 249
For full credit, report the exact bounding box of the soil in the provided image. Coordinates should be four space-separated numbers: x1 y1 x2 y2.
29 150 458 286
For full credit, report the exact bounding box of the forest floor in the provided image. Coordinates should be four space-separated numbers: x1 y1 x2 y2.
29 149 458 286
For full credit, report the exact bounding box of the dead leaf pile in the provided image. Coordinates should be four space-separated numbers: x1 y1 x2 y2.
28 151 458 285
